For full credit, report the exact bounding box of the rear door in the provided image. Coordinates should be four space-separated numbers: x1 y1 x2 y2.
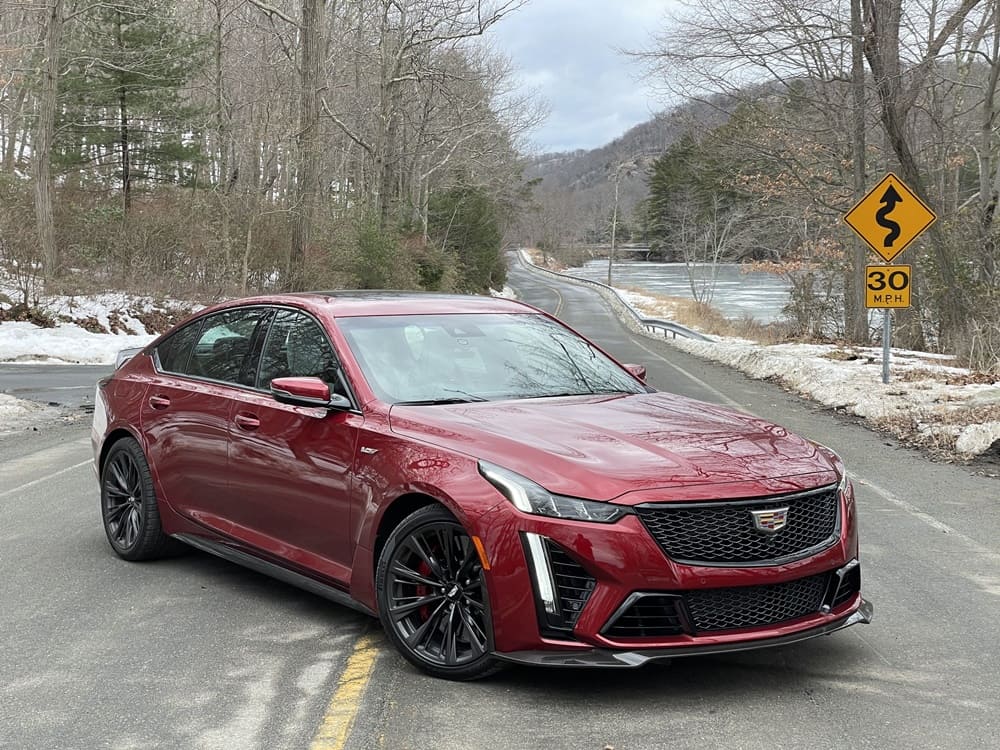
141 307 271 527
225 308 362 581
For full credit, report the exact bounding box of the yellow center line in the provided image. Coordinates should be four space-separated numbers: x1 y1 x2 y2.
309 631 382 750
547 283 564 316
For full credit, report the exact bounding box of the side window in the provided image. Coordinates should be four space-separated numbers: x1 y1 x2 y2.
157 320 203 374
187 308 268 385
258 310 343 393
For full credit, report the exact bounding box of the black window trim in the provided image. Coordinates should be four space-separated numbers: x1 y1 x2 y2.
154 303 362 413
153 305 276 393
257 305 361 412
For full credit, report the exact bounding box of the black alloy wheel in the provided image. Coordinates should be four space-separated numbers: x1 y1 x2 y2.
100 438 178 561
376 505 502 680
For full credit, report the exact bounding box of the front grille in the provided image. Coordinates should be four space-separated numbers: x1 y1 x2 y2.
635 485 839 565
546 542 596 629
604 595 685 638
684 572 829 633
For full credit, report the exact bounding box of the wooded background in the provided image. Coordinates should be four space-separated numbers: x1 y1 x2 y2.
3 0 1000 371
524 0 1000 371
0 0 538 304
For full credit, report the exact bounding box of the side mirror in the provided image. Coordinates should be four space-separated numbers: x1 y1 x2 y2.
270 377 352 410
623 363 647 382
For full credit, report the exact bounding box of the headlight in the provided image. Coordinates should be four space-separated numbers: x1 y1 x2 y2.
478 461 626 523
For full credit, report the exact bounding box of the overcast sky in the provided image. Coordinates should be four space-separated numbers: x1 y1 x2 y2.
490 0 676 154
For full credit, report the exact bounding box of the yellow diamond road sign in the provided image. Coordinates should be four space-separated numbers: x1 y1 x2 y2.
844 173 936 263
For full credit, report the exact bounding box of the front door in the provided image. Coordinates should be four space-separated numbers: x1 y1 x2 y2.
224 308 361 583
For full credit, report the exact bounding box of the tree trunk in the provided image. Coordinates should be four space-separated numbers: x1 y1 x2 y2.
288 0 326 291
846 0 869 344
863 0 976 352
33 0 63 284
115 9 132 214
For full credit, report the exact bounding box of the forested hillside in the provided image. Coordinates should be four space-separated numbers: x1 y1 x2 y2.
523 1 1000 372
0 0 538 304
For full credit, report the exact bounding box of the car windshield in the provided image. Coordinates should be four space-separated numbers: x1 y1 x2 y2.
338 313 645 404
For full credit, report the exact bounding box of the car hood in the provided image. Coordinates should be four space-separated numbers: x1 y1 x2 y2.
388 392 838 502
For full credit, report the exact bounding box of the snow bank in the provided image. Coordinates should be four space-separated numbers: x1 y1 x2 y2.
621 289 1000 460
0 393 56 435
0 272 199 365
0 321 154 365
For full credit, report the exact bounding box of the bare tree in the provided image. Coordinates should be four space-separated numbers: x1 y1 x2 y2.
33 0 62 282
862 0 984 351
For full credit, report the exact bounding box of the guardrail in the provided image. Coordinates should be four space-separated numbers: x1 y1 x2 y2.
513 250 712 342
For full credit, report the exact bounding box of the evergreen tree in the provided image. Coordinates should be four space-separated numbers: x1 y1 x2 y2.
427 186 505 293
55 0 206 212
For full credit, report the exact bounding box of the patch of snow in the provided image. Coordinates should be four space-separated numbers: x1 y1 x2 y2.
490 286 517 299
0 321 154 364
0 393 56 435
955 423 1000 456
621 290 1000 459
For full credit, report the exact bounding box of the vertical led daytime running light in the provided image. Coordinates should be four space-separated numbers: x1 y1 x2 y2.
524 532 558 615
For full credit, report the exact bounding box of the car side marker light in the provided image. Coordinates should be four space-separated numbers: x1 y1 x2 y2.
471 535 491 571
524 532 558 615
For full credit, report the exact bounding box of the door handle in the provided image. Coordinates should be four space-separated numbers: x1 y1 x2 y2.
234 413 260 431
149 395 171 410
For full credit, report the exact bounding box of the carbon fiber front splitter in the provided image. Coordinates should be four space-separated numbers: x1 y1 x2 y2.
495 598 874 668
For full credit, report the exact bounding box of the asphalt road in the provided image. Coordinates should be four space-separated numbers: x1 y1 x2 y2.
0 363 110 408
2 263 999 749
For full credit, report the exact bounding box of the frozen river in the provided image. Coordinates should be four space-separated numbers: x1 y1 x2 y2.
563 260 791 323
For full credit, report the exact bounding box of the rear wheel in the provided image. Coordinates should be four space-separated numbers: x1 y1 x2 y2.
376 505 502 680
100 438 179 561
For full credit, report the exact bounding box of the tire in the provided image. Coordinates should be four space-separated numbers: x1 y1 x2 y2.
375 504 503 680
100 437 180 561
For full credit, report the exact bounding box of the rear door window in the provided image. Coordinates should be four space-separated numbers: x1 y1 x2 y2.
181 308 269 385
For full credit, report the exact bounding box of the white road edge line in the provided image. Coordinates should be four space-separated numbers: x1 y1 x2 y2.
852 475 1000 563
627 335 750 412
0 459 94 499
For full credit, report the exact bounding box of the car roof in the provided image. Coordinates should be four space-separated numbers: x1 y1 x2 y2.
204 291 535 318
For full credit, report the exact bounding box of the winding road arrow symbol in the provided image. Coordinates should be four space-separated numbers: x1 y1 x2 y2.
876 185 903 248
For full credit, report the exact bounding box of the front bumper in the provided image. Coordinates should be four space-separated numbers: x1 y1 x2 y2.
475 487 867 659
496 598 874 667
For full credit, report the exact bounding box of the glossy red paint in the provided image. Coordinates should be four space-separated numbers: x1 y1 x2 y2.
94 291 870 671
270 376 332 402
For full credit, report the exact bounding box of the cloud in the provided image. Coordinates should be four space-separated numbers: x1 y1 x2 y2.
491 0 675 152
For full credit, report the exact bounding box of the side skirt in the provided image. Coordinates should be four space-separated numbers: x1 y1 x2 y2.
173 533 377 618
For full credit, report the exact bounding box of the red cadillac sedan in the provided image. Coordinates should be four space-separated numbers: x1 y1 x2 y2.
92 292 872 679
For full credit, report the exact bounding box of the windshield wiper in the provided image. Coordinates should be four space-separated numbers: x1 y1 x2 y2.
395 397 487 406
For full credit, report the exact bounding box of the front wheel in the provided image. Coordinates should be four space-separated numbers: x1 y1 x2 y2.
375 505 503 680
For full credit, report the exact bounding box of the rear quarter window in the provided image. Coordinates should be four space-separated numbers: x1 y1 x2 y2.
156 321 203 374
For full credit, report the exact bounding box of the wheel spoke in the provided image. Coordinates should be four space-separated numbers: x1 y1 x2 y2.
106 502 130 524
462 596 486 613
444 604 459 665
407 599 448 650
126 459 142 497
435 528 455 578
103 478 130 500
390 560 442 588
457 603 488 653
389 593 444 621
405 534 445 580
454 539 479 581
109 459 131 494
125 508 140 547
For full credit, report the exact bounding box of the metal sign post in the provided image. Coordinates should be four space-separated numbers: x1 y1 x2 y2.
882 310 891 384
844 173 936 385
